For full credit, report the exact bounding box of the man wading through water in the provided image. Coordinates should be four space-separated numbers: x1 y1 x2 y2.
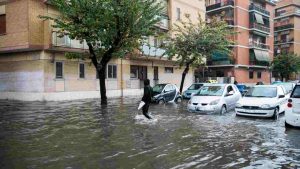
141 79 153 119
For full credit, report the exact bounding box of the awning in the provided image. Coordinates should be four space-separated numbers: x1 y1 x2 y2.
211 52 229 61
255 13 264 25
253 49 270 62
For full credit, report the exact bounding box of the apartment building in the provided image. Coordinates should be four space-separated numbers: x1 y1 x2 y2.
203 0 275 84
274 0 300 79
0 0 205 101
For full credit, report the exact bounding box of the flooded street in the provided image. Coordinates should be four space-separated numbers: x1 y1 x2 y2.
0 98 300 169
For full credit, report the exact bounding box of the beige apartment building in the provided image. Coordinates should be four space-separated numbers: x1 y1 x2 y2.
274 0 300 80
203 0 275 84
0 0 205 101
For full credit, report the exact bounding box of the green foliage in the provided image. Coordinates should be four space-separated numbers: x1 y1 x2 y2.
272 53 300 80
41 0 163 60
164 15 235 67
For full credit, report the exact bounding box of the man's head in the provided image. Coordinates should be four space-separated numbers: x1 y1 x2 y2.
144 79 150 86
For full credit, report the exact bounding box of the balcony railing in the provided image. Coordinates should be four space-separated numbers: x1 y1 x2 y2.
274 19 294 31
276 38 294 44
52 32 88 49
141 45 166 57
249 4 270 16
249 60 269 66
249 41 270 50
275 8 300 17
250 23 270 33
206 0 234 12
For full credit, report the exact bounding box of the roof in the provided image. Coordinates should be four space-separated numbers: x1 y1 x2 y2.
203 83 228 87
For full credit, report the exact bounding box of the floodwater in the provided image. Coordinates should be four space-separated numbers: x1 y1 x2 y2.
0 98 300 169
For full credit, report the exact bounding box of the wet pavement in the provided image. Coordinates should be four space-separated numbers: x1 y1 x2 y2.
0 98 300 169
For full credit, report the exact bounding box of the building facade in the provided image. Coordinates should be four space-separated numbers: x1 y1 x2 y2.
203 0 275 84
274 0 300 80
0 0 205 101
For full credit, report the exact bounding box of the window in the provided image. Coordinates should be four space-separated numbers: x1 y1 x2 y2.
257 72 261 79
107 65 117 79
79 63 85 78
176 8 181 20
249 71 254 79
154 66 159 80
0 5 6 35
55 62 63 79
130 65 139 78
165 67 173 73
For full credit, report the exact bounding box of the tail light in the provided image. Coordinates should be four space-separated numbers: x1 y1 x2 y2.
287 99 292 108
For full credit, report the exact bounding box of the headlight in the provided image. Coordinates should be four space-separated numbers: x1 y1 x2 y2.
210 99 220 105
260 104 271 109
236 103 242 107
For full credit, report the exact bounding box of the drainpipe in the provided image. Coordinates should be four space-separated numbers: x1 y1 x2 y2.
121 58 124 97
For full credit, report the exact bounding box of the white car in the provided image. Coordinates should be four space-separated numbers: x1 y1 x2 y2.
187 84 241 114
235 85 287 119
285 84 300 128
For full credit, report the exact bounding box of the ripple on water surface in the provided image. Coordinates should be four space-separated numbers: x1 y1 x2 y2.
0 98 300 168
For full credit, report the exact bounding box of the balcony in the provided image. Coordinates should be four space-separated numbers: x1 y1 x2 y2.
51 32 88 50
275 38 294 44
206 0 234 13
274 21 294 31
275 8 300 17
141 45 166 57
155 15 169 30
250 23 270 35
249 4 270 16
249 41 270 50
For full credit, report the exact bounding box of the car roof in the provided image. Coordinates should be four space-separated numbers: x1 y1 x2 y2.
203 83 228 87
254 85 278 88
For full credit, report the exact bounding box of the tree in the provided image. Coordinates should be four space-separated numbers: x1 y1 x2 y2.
41 0 163 105
272 53 300 81
164 16 234 93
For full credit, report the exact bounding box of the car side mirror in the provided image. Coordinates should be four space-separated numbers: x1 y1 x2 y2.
279 95 285 98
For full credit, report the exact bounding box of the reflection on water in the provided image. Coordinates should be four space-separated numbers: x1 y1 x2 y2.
0 98 300 169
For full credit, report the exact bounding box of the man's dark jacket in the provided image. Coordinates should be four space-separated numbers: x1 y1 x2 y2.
142 86 153 103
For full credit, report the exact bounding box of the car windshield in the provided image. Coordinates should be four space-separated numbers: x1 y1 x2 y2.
245 87 277 98
196 86 224 96
153 84 166 94
188 84 203 90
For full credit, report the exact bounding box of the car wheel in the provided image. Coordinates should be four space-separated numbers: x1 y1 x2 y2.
220 105 227 115
176 97 182 103
272 108 279 120
158 100 165 104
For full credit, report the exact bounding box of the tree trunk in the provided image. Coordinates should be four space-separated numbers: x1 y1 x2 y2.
98 65 108 105
180 64 190 94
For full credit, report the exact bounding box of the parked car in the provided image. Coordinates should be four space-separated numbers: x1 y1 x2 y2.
273 82 296 95
206 80 218 83
235 85 287 119
236 84 248 95
152 83 182 104
187 84 241 114
183 83 206 99
285 84 300 128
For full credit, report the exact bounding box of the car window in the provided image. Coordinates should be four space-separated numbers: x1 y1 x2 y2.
188 84 203 90
153 84 166 94
226 85 234 94
164 85 172 92
245 87 277 98
196 86 224 96
291 86 300 98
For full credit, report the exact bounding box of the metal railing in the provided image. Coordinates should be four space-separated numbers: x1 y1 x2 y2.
52 32 88 49
275 8 300 17
249 41 270 50
250 23 270 33
206 0 234 12
141 44 166 57
249 4 270 16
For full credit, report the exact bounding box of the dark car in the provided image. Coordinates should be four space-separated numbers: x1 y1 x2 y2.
152 83 182 104
236 84 248 95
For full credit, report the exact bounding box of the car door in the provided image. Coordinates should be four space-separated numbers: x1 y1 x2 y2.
232 85 242 104
163 85 173 102
224 85 236 110
169 85 177 101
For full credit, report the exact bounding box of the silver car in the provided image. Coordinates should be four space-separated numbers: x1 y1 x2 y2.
187 84 241 114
